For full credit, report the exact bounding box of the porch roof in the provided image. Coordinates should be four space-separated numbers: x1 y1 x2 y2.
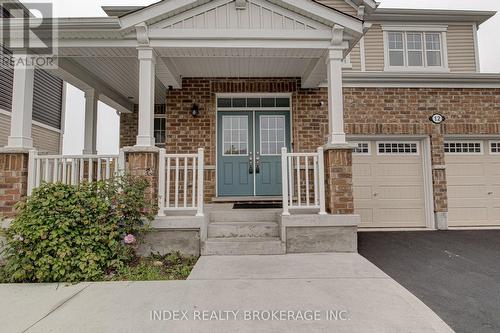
23 0 367 111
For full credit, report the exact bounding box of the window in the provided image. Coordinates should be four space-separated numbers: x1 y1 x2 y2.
352 142 370 155
490 141 500 154
378 142 419 155
444 141 482 154
217 97 290 109
388 32 404 66
260 116 286 155
406 32 423 67
426 33 442 67
154 104 166 146
222 116 248 155
385 30 445 70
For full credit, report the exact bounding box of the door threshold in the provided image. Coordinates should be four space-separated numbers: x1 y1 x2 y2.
212 196 282 203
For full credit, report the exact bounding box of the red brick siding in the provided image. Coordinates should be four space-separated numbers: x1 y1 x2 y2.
119 80 500 214
0 153 28 218
324 148 354 215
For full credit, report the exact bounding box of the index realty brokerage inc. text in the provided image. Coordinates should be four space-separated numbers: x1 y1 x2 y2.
150 310 350 321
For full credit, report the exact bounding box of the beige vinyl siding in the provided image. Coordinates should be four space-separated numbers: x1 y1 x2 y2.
0 112 61 154
316 0 357 16
364 24 385 71
447 24 477 72
348 44 361 71
0 113 8 147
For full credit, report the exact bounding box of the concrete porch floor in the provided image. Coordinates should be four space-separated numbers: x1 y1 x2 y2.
0 254 452 332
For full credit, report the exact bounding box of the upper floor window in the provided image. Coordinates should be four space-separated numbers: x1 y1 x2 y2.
384 26 448 72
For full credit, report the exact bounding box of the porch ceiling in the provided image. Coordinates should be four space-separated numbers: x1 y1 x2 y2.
57 46 329 104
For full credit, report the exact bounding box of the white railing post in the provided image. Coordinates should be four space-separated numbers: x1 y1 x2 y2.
317 147 327 215
158 148 166 217
27 149 37 196
196 148 204 217
281 147 290 216
118 149 126 175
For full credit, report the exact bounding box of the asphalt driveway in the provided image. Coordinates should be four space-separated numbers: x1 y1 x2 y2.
359 230 500 333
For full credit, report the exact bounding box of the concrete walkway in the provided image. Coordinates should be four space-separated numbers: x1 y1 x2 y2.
0 254 453 333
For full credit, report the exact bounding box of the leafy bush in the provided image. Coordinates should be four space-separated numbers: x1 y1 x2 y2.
3 175 156 283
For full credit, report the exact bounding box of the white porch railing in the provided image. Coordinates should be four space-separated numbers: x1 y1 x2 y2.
27 150 125 195
281 147 326 216
158 148 204 217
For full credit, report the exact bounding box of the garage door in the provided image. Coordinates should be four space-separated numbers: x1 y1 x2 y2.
352 141 427 228
445 140 500 227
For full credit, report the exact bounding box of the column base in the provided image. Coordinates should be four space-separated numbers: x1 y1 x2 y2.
323 146 356 215
123 146 160 211
328 133 347 145
0 151 29 218
135 135 156 147
6 136 33 150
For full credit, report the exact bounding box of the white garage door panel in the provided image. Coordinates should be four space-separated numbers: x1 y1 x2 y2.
446 140 500 227
353 141 427 228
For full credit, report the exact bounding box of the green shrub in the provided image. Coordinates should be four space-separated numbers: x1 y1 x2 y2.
3 175 156 283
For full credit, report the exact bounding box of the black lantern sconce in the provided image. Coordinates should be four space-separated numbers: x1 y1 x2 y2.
191 103 200 117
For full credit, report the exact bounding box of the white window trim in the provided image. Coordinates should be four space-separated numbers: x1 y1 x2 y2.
352 141 371 155
489 141 500 155
376 141 420 156
444 140 483 155
382 25 449 73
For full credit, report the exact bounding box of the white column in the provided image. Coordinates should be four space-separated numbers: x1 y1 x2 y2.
83 88 98 155
326 48 346 144
7 60 35 149
136 47 156 147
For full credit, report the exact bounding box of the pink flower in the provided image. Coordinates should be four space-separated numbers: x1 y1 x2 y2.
13 234 24 242
124 234 136 245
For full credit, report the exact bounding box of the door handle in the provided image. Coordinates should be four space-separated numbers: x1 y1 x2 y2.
249 155 253 174
255 155 260 174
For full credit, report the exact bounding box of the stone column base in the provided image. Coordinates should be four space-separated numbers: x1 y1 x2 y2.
123 146 160 207
0 148 30 218
323 143 357 215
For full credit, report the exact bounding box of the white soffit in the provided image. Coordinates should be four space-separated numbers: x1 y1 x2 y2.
71 56 166 104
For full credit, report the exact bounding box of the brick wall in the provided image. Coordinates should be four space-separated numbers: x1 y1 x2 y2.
344 87 500 213
119 80 500 215
0 152 28 218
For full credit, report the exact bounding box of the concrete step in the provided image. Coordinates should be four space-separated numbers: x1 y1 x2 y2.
203 237 285 256
209 209 280 223
208 221 279 238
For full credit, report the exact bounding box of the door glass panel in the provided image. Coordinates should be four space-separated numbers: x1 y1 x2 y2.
260 115 286 155
222 116 248 155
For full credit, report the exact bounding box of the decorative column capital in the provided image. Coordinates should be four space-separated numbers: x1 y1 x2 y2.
137 47 157 64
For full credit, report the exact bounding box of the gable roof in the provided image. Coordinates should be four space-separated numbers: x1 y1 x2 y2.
102 0 374 18
116 0 364 35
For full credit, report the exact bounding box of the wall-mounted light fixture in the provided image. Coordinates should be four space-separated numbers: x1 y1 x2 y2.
191 103 200 117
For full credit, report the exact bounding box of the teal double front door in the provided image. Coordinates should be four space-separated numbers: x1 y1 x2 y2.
217 111 291 197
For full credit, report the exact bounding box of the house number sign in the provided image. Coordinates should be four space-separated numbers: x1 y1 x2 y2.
429 114 446 124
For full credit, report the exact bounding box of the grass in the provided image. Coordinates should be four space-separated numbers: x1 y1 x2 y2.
107 252 198 282
0 252 198 283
